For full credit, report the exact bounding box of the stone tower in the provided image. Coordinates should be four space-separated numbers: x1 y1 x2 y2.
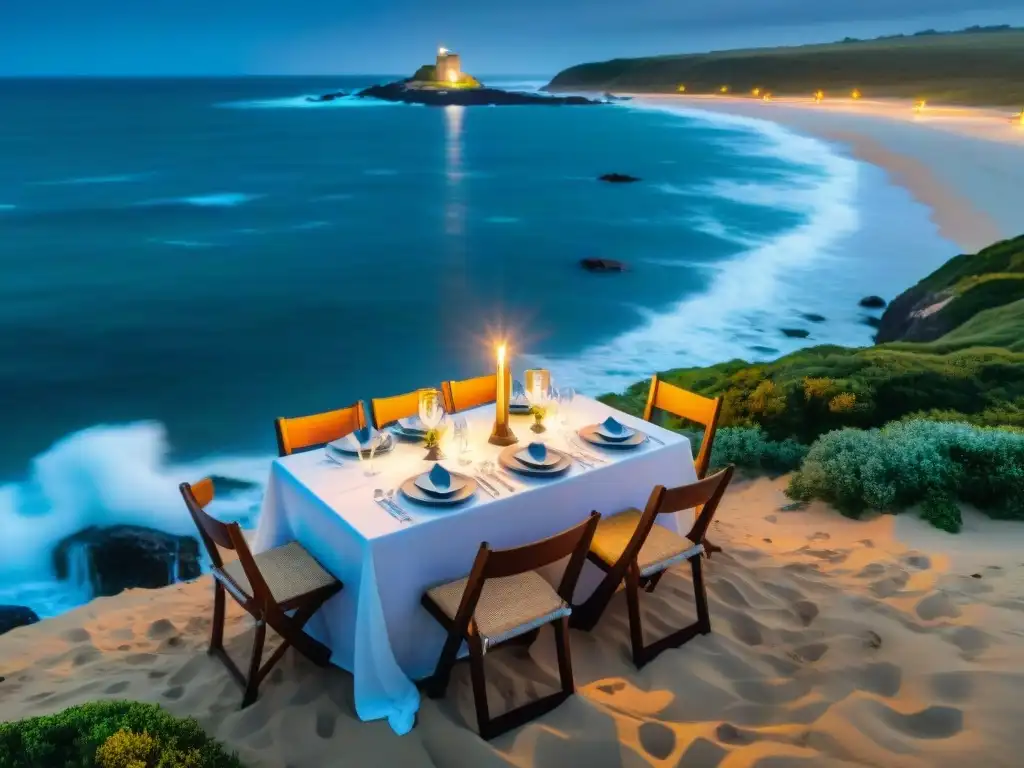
435 48 462 83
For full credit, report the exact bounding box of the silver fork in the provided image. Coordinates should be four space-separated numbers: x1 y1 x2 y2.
472 471 500 497
482 460 516 492
385 489 413 522
374 489 408 523
564 432 608 464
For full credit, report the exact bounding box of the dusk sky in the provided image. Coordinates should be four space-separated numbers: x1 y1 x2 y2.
3 0 1023 76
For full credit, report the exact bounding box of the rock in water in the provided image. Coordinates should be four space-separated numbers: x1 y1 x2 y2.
781 328 811 338
0 606 39 637
356 82 601 107
859 295 887 309
580 258 627 272
53 525 202 598
598 173 641 183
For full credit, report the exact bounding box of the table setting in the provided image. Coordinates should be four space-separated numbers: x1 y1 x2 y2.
252 342 698 736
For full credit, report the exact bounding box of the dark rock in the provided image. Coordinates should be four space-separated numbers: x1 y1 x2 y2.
781 328 810 338
53 525 201 599
0 606 39 637
598 173 641 183
751 345 779 355
801 313 827 323
971 573 983 579
603 92 633 102
580 258 627 273
862 315 882 328
356 81 602 107
305 91 347 103
859 295 887 309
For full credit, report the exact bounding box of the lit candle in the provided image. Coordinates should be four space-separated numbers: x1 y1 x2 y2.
489 343 517 446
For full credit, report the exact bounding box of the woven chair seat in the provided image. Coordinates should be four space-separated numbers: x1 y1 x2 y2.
427 570 570 651
221 542 338 604
591 509 703 578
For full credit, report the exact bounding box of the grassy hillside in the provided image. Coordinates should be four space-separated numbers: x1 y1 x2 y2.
600 235 1024 442
546 29 1024 106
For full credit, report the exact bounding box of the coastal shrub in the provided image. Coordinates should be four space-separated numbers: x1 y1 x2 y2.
0 701 243 768
682 426 808 474
786 420 1024 530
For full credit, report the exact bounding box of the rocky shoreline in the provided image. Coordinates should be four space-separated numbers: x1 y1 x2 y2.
354 81 603 107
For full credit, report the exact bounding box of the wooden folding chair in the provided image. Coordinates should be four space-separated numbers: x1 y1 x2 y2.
570 466 734 669
370 389 422 430
441 374 496 414
643 374 724 553
179 479 343 707
421 512 601 740
275 401 366 456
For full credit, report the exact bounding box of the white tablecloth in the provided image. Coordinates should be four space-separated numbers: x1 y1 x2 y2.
253 396 697 734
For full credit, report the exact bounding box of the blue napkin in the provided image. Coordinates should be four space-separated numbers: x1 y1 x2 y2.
601 416 625 435
527 442 548 462
353 426 372 447
428 463 451 491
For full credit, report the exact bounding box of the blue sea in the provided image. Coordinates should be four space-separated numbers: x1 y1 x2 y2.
0 76 957 617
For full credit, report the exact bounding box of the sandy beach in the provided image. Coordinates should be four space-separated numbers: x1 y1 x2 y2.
632 95 1024 253
3 477 1024 767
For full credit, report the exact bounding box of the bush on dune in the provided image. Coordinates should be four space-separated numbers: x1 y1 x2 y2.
786 420 1024 532
0 701 243 768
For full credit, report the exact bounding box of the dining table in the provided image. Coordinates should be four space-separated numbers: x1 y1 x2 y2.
253 395 698 735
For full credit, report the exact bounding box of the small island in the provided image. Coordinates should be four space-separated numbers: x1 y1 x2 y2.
348 46 604 107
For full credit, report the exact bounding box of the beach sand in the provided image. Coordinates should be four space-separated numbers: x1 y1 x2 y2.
632 95 1024 252
3 476 1024 767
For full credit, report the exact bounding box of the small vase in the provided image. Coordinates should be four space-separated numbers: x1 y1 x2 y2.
531 414 546 434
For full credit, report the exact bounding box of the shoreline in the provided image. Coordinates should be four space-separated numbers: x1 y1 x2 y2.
630 95 1024 253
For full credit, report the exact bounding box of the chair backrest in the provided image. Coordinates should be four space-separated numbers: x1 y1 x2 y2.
275 402 366 456
450 512 601 628
642 374 723 479
441 374 497 414
179 479 275 604
370 389 421 430
615 466 735 568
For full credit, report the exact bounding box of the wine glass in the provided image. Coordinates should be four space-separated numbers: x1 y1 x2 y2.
453 415 472 466
418 388 445 431
349 428 381 477
512 379 526 405
558 386 575 427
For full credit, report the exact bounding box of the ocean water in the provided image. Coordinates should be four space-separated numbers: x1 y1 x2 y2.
0 76 957 617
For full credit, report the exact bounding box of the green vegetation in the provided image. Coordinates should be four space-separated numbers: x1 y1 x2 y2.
0 701 243 768
600 234 1024 530
546 28 1024 106
787 420 1024 532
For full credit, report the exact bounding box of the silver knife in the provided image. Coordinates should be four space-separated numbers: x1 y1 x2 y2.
375 498 405 523
473 474 500 497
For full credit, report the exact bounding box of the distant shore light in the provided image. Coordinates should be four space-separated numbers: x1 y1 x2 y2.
438 46 448 55
719 86 729 94
852 89 862 99
752 87 761 96
448 71 459 83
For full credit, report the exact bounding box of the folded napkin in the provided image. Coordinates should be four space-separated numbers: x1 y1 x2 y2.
601 416 625 435
527 442 548 462
427 462 452 491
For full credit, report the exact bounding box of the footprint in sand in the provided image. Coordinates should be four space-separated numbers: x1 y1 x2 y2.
162 685 184 701
798 547 848 565
859 662 902 697
869 701 963 739
679 737 728 766
728 612 764 646
856 563 887 578
870 571 909 597
945 626 990 658
125 653 157 666
915 592 961 621
62 628 91 643
716 722 757 745
104 681 131 695
147 619 178 640
807 532 831 542
793 600 819 627
72 648 102 667
902 553 931 570
710 579 751 608
763 514 778 523
929 671 974 702
791 642 829 663
638 721 675 760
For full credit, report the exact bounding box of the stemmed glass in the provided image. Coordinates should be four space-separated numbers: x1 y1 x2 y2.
558 386 576 427
418 388 446 460
350 428 381 477
453 415 473 466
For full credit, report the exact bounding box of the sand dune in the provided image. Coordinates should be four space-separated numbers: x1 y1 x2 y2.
3 476 1023 767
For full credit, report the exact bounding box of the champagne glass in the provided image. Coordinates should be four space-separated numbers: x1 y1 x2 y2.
454 416 472 466
558 386 575 427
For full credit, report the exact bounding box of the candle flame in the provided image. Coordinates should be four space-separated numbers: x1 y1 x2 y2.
497 343 506 364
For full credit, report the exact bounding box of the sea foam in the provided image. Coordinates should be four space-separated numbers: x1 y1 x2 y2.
531 102 861 395
0 422 270 617
218 94 400 110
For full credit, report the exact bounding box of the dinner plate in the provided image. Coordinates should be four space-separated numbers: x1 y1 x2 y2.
509 403 532 415
414 465 469 497
398 416 427 433
499 444 572 477
595 417 636 442
327 431 393 456
400 474 477 506
578 424 647 450
514 444 561 469
389 423 426 441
